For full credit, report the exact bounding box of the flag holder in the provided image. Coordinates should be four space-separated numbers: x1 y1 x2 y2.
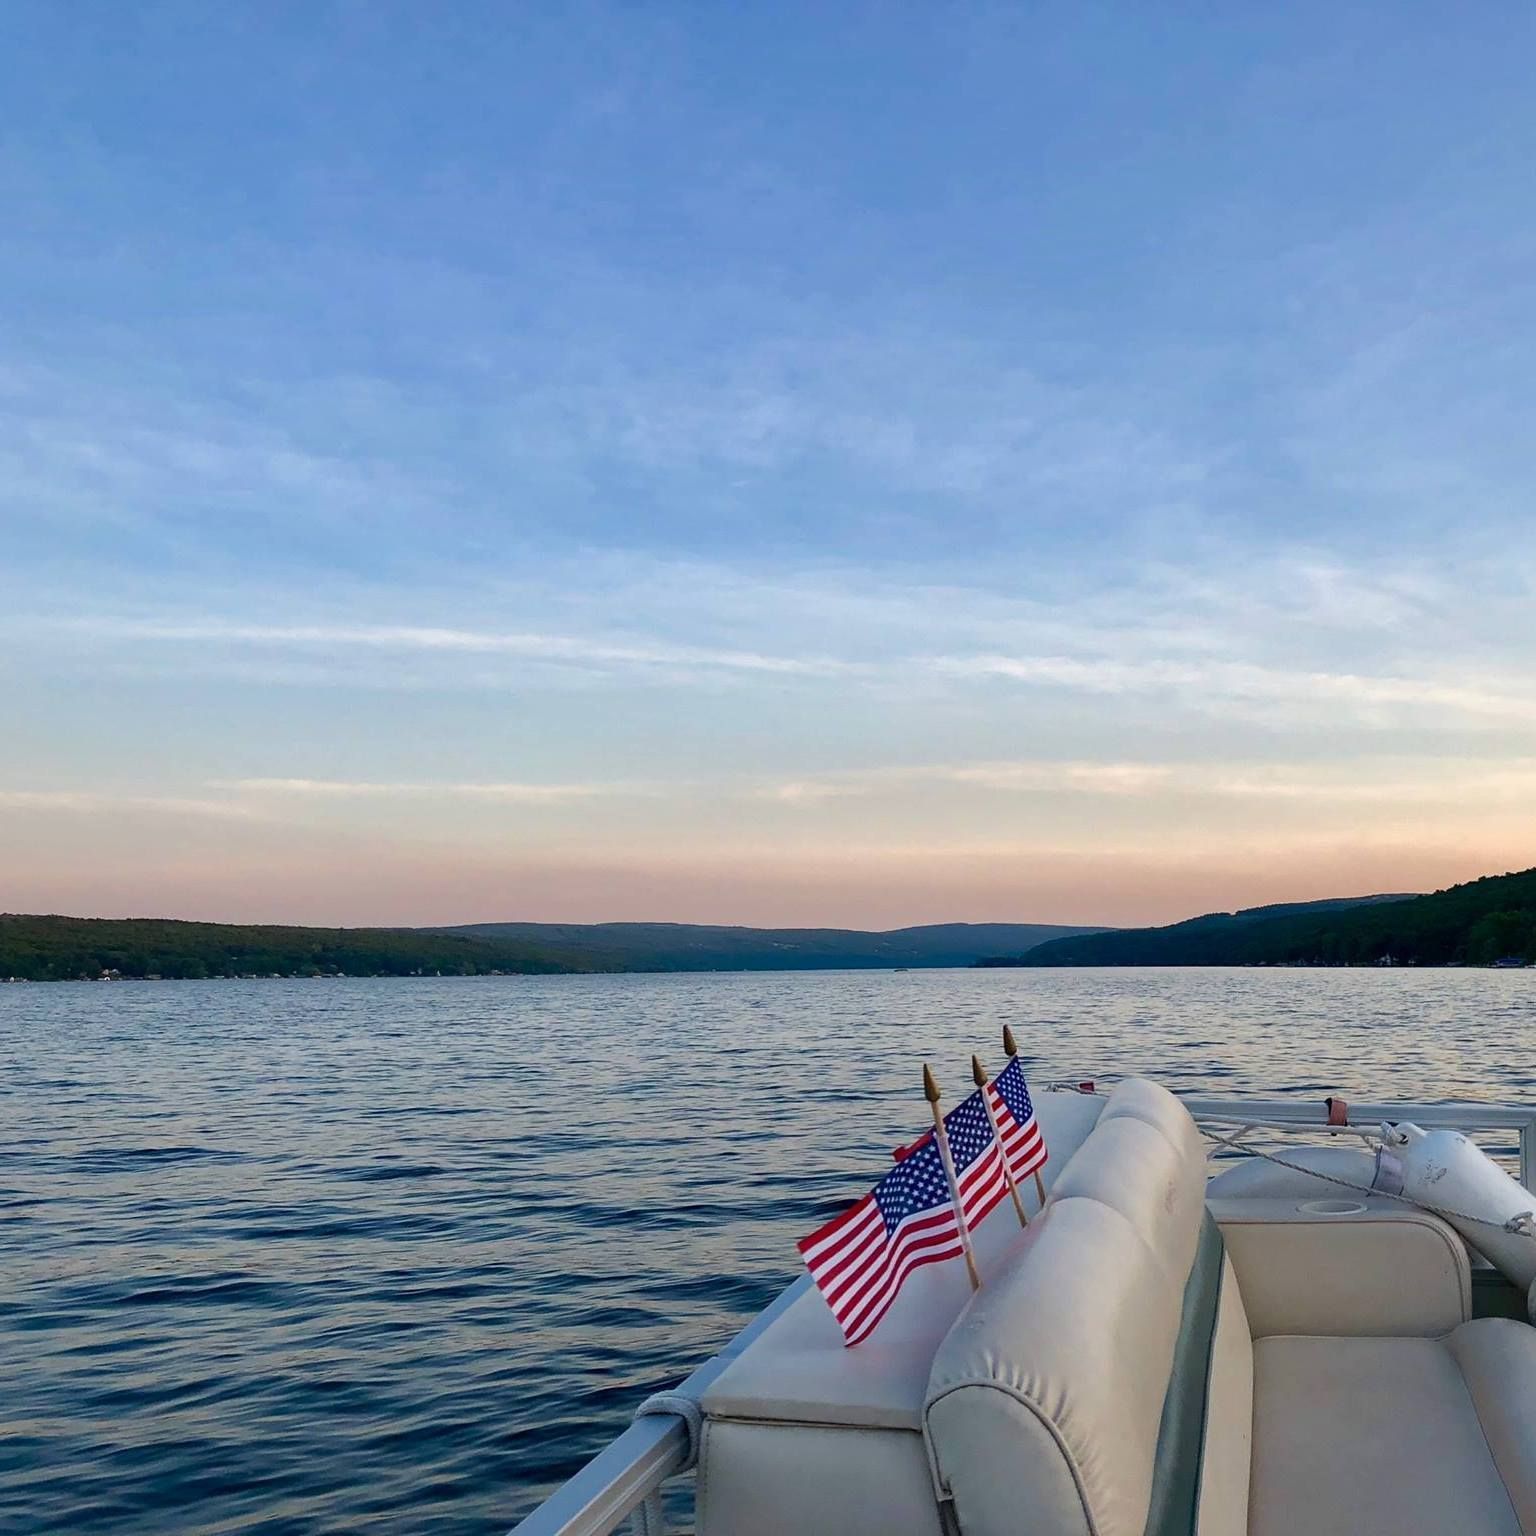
1004 1026 1049 1206
924 1064 981 1291
972 1053 1028 1228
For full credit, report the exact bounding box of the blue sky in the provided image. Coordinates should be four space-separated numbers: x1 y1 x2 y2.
4 2 1536 926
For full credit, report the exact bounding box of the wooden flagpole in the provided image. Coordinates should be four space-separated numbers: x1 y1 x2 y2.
972 1054 1028 1228
924 1064 981 1291
1003 1026 1048 1206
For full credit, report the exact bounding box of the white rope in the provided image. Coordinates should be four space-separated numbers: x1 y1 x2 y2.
633 1391 703 1468
627 1393 703 1536
629 1492 665 1536
1203 1133 1536 1238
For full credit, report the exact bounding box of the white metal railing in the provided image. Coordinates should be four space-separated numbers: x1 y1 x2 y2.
1181 1096 1536 1188
506 1274 812 1536
505 1093 1536 1536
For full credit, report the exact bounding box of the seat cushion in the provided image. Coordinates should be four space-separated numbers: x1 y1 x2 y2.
1446 1319 1536 1530
1051 1079 1211 1288
926 1197 1185 1536
1053 1113 1208 1288
1249 1332 1526 1536
924 1081 1233 1536
1211 1196 1471 1338
693 1092 1110 1536
1098 1076 1208 1173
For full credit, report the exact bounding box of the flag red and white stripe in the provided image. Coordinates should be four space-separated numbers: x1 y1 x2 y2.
987 1055 1048 1182
798 1133 964 1346
799 1088 1008 1344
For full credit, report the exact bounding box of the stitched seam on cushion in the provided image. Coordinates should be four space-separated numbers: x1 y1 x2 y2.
926 1380 1100 1536
1445 1338 1523 1534
706 1413 924 1432
1422 1219 1473 1320
1416 1218 1473 1319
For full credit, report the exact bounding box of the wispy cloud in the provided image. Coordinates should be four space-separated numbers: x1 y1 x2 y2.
757 757 1536 807
44 617 855 679
23 584 1536 730
224 777 632 803
0 790 268 820
0 779 645 828
754 779 871 805
933 655 1536 725
20 759 1536 822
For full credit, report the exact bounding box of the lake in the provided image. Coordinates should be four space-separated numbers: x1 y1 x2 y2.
3 967 1534 1534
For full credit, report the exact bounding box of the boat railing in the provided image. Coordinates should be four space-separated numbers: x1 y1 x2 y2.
1181 1096 1536 1187
507 1274 813 1536
506 1095 1536 1536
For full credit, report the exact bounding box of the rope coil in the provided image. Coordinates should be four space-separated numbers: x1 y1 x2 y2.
628 1393 703 1536
633 1391 703 1468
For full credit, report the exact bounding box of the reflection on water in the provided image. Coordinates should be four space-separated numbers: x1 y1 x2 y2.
1 967 1532 1533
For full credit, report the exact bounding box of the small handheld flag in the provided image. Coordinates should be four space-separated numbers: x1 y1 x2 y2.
890 1089 1011 1232
937 1084 1011 1237
993 1033 1049 1201
973 1054 1028 1227
797 1130 967 1346
890 1075 1007 1228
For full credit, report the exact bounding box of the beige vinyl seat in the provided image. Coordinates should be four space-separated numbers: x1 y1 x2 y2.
697 1079 1536 1536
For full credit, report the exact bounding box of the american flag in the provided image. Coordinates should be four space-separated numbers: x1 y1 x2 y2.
799 1090 1005 1346
941 1088 1010 1229
987 1056 1048 1182
892 1091 1010 1228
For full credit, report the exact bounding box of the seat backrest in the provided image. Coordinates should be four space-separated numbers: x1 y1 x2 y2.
923 1079 1252 1536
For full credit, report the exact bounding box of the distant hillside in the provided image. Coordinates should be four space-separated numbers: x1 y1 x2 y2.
0 914 1112 982
0 915 598 982
437 920 1109 971
1195 894 1419 923
1012 874 1536 967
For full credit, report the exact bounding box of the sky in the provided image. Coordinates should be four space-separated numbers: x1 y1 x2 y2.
3 2 1536 930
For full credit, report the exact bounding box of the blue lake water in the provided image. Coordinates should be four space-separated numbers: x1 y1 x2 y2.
3 967 1534 1534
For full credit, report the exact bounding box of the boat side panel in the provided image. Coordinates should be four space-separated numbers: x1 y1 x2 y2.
696 1420 943 1536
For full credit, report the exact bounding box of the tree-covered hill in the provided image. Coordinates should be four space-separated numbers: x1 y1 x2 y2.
0 914 1108 981
0 915 598 982
435 919 1108 971
1010 872 1536 967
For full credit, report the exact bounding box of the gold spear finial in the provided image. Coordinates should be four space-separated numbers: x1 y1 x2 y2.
923 1063 941 1103
1002 1024 1019 1057
971 1053 988 1088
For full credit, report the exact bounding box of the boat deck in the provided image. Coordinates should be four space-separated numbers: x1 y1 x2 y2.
508 1094 1536 1536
